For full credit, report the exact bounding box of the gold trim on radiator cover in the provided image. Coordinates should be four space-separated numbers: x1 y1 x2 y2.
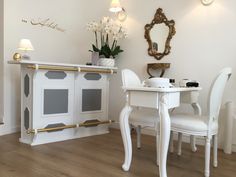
27 120 115 135
27 65 117 74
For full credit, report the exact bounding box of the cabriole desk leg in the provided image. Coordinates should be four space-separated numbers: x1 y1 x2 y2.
119 105 133 171
158 93 171 177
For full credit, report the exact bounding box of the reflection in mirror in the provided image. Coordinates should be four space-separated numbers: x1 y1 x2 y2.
150 23 169 53
144 8 176 60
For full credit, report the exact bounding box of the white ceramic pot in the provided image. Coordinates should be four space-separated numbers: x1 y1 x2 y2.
97 58 115 67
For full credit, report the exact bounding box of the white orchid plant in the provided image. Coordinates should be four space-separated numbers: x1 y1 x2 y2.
87 17 127 59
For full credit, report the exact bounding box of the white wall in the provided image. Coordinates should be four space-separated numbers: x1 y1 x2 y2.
108 0 236 147
1 0 111 134
1 0 236 148
110 0 236 118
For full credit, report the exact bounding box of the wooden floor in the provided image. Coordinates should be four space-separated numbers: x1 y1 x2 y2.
0 129 235 177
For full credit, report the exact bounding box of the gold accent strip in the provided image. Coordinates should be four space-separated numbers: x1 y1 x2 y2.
79 120 114 127
27 124 76 134
27 65 117 74
27 120 115 134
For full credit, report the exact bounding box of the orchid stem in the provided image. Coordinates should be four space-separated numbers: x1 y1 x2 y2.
111 40 116 50
106 34 109 46
100 32 103 47
95 32 98 48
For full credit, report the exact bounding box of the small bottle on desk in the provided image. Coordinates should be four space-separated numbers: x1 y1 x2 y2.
169 79 175 87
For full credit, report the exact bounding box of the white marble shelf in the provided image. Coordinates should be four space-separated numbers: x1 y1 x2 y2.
8 60 118 70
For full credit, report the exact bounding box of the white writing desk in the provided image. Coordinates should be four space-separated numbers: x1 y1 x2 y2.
119 86 201 177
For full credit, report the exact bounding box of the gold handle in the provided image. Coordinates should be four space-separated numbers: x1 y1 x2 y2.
27 65 117 74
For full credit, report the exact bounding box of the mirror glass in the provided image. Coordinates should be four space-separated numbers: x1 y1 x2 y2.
150 23 169 53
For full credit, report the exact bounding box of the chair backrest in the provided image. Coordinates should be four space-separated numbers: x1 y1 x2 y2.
121 69 142 87
208 67 232 123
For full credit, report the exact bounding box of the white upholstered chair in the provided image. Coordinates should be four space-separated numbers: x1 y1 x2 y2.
121 69 160 164
171 68 232 177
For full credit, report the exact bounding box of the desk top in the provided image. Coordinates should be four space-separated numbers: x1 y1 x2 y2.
8 60 118 70
122 86 202 93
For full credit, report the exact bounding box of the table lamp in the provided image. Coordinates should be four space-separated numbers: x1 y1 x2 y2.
109 0 122 13
18 39 34 60
109 0 127 22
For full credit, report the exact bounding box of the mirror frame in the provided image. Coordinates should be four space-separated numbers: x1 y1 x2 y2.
144 8 176 60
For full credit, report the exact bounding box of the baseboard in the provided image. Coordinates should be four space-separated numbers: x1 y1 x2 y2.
142 127 207 146
110 122 204 142
10 125 20 133
0 124 20 136
232 144 236 153
109 122 120 130
109 123 232 151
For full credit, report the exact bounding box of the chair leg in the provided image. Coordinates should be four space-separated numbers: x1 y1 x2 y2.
156 132 160 166
136 125 141 149
177 133 182 156
169 131 174 153
190 135 197 152
205 137 211 177
213 135 218 167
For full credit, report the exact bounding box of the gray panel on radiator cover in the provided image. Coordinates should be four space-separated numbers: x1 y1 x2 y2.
44 89 68 115
82 89 102 112
45 71 67 79
24 108 29 130
24 74 30 97
84 73 101 80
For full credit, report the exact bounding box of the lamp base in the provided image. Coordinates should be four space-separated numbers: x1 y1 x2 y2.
117 8 127 22
22 54 31 60
202 0 214 5
13 53 22 61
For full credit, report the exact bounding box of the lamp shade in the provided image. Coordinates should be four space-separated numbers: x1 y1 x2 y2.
18 39 34 51
109 0 122 13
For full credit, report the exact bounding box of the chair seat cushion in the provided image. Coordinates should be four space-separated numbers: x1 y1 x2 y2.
171 113 218 135
129 108 159 127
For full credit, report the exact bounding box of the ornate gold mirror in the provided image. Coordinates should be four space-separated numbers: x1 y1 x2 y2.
144 8 176 60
